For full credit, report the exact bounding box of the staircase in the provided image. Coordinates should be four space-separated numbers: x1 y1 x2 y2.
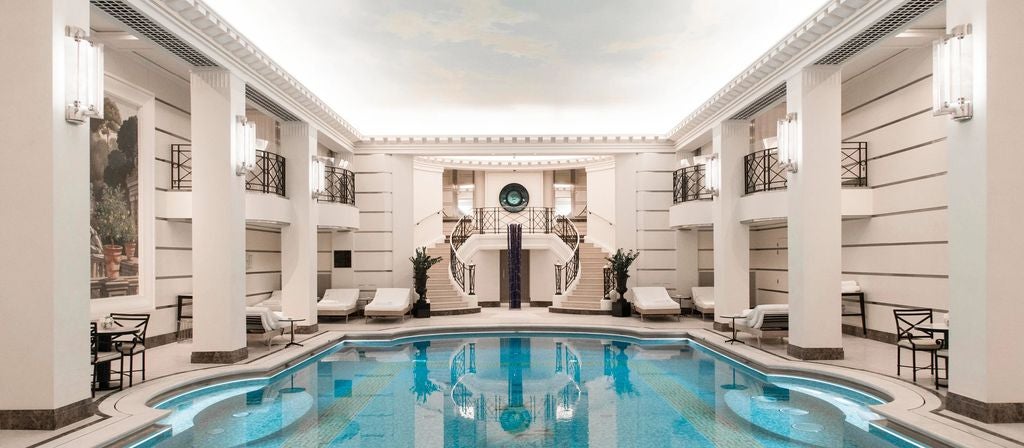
424 243 480 315
554 243 611 311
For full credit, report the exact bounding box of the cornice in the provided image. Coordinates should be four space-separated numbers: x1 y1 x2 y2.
666 0 897 149
355 134 675 155
130 0 364 150
417 155 614 171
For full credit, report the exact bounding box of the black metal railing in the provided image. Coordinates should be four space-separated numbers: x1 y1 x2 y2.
673 164 713 203
552 215 580 295
450 215 475 295
246 150 286 197
170 144 192 191
474 207 554 234
319 166 356 205
744 148 788 195
603 266 615 299
841 142 868 187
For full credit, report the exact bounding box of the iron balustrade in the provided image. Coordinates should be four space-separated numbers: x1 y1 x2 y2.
449 215 475 295
552 215 580 295
744 148 788 195
841 142 869 187
246 150 286 197
673 164 713 203
169 144 192 191
743 143 870 195
318 166 356 205
603 266 616 299
474 207 555 234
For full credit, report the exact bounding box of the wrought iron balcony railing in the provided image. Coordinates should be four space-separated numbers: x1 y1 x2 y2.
318 166 356 205
743 142 869 195
672 164 713 204
474 207 555 234
169 145 287 198
246 150 286 197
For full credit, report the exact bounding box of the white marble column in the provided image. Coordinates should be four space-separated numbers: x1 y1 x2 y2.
0 0 92 429
785 66 844 360
189 69 248 363
675 230 699 296
711 121 751 329
280 122 319 331
945 0 1024 423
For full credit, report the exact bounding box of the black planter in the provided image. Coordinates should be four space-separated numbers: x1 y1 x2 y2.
612 298 631 317
413 299 431 318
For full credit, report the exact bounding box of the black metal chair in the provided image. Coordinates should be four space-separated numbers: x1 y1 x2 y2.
893 308 941 382
90 322 124 396
110 313 149 387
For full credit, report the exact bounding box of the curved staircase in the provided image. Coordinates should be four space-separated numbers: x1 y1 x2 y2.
424 244 480 315
551 243 612 312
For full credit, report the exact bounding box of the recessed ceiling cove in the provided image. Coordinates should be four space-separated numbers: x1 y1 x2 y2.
201 0 825 135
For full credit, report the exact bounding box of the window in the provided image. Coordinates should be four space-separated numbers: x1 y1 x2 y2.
457 185 474 216
554 184 573 216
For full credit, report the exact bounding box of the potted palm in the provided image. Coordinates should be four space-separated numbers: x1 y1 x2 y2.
410 247 443 318
606 249 640 317
93 186 132 280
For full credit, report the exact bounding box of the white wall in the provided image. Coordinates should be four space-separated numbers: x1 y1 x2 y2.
473 250 501 303
412 162 444 248
529 249 557 302
586 163 616 251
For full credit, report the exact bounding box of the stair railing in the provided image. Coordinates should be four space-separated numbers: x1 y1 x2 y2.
449 214 476 295
552 214 581 295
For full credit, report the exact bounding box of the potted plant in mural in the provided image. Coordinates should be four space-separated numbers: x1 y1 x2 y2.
606 249 639 317
93 185 132 280
410 247 443 318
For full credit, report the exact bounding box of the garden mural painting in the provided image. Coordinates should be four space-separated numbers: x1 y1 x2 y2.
90 96 139 299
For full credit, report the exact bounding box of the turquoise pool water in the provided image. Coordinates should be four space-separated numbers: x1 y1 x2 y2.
140 333 926 447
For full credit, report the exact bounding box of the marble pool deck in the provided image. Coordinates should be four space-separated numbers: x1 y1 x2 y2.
3 307 1022 448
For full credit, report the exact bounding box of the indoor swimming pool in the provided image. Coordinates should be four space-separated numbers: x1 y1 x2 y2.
136 332 927 447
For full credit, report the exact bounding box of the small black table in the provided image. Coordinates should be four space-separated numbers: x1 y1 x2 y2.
722 315 745 345
94 326 139 390
279 318 305 348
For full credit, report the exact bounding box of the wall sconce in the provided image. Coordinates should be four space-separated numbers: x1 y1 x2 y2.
703 154 720 196
65 26 104 124
933 24 973 121
679 158 691 168
311 156 334 198
776 113 798 173
234 116 267 176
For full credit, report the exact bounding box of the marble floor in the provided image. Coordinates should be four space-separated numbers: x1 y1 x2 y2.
3 307 1022 447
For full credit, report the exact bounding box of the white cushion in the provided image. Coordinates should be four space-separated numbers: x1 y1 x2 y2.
691 287 715 308
365 288 412 312
841 280 861 293
630 287 679 311
321 289 359 307
245 306 281 331
741 304 789 328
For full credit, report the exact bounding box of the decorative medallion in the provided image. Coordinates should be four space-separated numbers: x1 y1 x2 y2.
499 183 529 213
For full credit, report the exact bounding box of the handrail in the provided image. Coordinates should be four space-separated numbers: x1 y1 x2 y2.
673 164 713 203
744 148 787 195
475 207 554 234
415 209 443 226
245 149 287 197
586 209 614 228
449 214 475 295
318 166 355 205
553 214 581 295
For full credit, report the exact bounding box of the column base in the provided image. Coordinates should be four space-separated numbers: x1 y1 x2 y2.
191 347 248 364
787 344 844 360
713 322 733 331
294 324 319 334
948 392 1024 423
0 398 92 430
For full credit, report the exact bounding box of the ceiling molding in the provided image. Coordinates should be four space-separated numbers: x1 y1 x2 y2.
122 0 364 150
667 0 926 149
417 155 614 171
356 134 674 155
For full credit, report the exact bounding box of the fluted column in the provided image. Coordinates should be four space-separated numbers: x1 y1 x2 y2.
785 66 844 360
711 121 751 329
280 121 319 331
189 68 248 363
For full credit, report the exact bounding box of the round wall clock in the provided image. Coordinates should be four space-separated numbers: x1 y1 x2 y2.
499 183 529 212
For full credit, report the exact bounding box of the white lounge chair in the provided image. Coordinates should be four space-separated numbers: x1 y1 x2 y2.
363 288 413 320
318 289 360 321
691 287 715 319
630 287 681 321
736 304 789 346
245 306 284 347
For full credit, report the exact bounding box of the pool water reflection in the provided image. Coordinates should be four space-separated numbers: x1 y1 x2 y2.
148 333 924 447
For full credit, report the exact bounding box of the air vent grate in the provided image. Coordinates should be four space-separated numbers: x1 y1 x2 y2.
815 0 943 65
729 83 787 120
246 85 301 122
91 0 218 67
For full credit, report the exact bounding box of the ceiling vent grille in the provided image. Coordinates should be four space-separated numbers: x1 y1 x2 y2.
245 85 301 122
91 0 218 67
815 0 943 65
729 83 787 120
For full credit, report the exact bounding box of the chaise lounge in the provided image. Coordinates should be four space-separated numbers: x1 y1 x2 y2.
245 306 285 347
735 304 789 346
630 287 681 321
691 286 715 319
318 289 361 321
363 288 413 321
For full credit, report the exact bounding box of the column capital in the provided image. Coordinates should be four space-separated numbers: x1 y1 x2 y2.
190 68 238 96
280 121 314 138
